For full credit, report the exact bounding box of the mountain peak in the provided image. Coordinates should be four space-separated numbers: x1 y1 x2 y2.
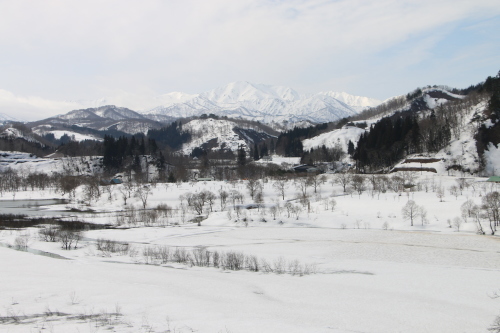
144 82 381 123
202 81 301 104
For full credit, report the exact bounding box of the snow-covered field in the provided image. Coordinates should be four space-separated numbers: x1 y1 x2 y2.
1 173 499 332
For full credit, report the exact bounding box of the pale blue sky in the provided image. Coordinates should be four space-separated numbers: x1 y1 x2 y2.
0 0 499 119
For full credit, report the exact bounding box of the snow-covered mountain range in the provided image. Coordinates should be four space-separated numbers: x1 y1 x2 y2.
143 82 381 124
28 105 169 136
0 82 381 124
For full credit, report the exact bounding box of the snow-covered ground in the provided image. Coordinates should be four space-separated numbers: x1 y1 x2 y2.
34 129 102 142
1 173 499 332
254 155 301 167
302 126 365 152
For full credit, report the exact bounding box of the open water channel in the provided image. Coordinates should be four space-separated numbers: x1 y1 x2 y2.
0 199 94 217
0 199 110 260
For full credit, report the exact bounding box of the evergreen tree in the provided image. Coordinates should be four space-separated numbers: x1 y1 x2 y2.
237 146 246 166
347 140 355 156
139 137 146 155
253 143 259 160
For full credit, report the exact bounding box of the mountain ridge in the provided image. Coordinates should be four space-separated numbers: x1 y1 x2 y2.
143 81 381 124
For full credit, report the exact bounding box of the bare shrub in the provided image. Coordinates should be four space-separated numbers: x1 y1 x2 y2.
490 315 500 333
142 246 156 264
329 198 337 211
39 225 59 242
246 255 260 272
126 245 319 276
59 230 82 250
96 238 129 255
212 250 221 268
14 232 30 248
260 258 274 273
273 256 286 274
288 259 302 276
305 263 318 274
192 247 211 267
157 245 171 264
173 247 190 264
223 251 245 270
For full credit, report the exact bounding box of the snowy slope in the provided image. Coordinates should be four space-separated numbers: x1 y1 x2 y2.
35 130 102 142
302 126 366 152
181 118 276 154
301 88 491 175
318 91 383 112
0 127 43 144
0 151 103 175
145 81 381 124
397 89 480 174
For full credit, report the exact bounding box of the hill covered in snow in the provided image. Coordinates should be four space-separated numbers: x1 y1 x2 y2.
301 84 499 176
28 105 169 136
181 117 277 155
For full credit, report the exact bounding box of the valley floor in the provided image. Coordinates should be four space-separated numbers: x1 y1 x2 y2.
1 174 499 332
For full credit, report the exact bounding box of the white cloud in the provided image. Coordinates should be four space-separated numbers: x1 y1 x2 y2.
0 0 499 120
0 89 82 121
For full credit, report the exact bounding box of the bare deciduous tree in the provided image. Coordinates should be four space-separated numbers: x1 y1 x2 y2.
294 176 312 200
218 189 228 211
309 174 326 193
204 190 216 212
246 179 262 200
284 201 293 218
436 186 445 202
482 191 500 235
328 198 337 212
351 175 366 196
333 171 352 192
452 217 463 232
402 200 420 226
461 199 476 220
269 205 279 220
135 185 152 209
449 185 460 199
272 178 288 200
229 190 243 209
471 204 485 234
418 206 428 225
